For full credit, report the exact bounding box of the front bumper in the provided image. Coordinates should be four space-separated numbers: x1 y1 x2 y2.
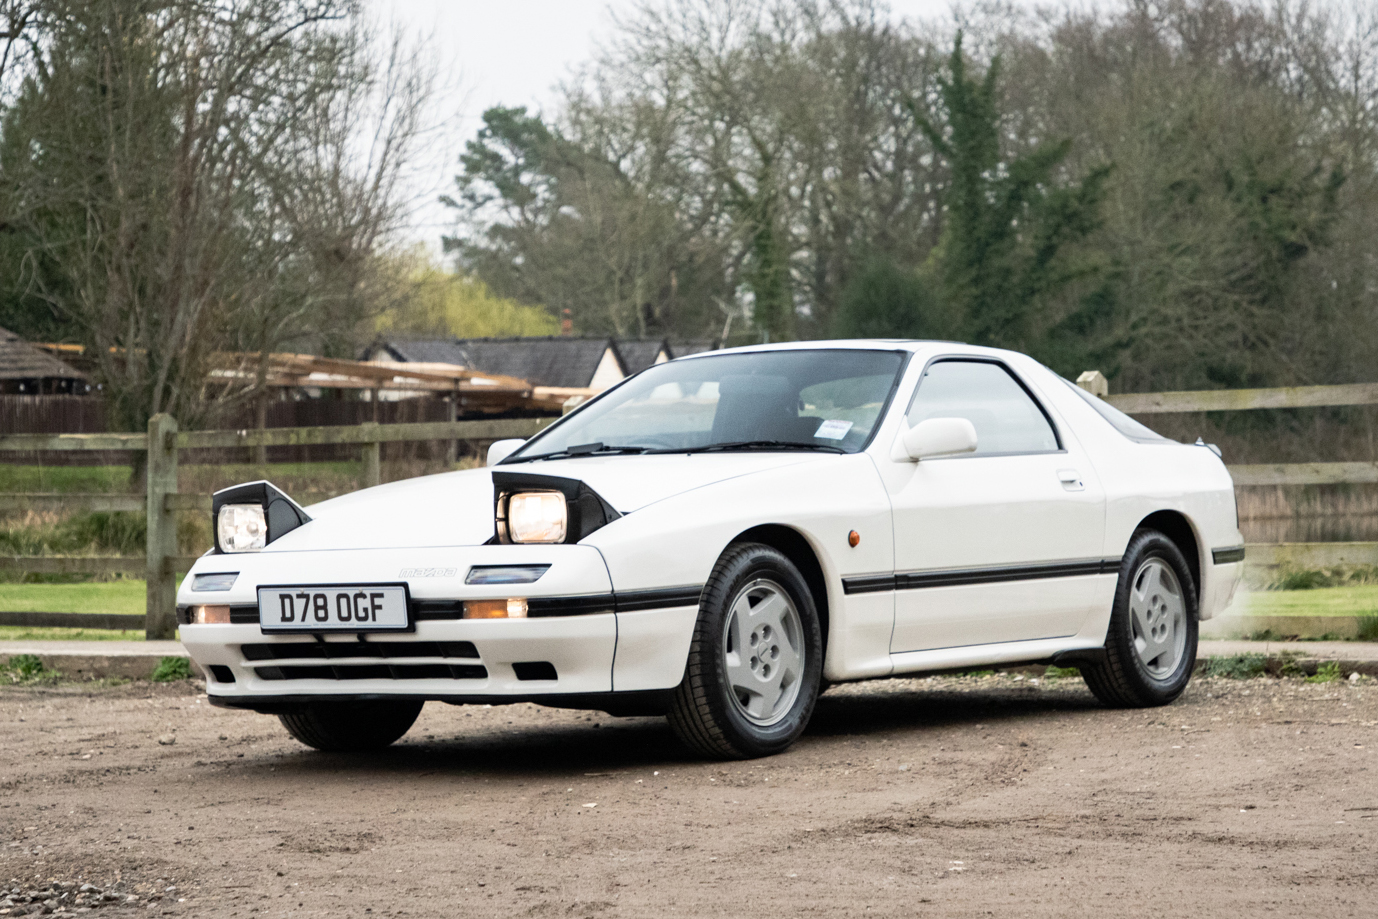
178 544 703 708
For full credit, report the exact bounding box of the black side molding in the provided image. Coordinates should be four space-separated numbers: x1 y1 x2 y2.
842 557 1123 595
1211 546 1246 565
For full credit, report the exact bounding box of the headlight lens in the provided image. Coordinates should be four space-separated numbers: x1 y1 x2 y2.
506 492 567 544
218 504 267 552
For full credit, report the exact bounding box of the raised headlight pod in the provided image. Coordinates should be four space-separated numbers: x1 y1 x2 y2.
491 472 621 545
211 480 311 554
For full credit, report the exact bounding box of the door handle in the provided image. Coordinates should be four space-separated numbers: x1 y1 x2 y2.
1058 468 1085 492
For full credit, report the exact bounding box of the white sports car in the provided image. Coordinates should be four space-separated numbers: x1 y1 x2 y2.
178 341 1244 758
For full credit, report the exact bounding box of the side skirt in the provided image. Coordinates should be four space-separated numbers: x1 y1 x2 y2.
209 689 674 718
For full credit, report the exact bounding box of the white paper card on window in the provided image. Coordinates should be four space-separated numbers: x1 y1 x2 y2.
814 419 853 440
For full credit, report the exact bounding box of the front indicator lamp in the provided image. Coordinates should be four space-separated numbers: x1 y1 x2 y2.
505 491 567 544
218 504 267 553
190 605 231 624
463 598 529 620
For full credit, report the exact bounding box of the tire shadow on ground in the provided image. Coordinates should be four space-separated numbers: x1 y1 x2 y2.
232 683 1104 778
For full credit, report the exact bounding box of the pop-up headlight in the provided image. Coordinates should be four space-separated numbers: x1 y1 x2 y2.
211 480 311 554
491 472 621 545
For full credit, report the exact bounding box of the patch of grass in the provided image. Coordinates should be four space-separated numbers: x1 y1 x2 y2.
150 656 192 682
1202 654 1268 679
1267 565 1378 591
1306 661 1343 683
0 626 148 641
0 465 135 494
1359 616 1378 642
0 580 148 614
1042 665 1082 679
1242 585 1378 617
2 653 60 685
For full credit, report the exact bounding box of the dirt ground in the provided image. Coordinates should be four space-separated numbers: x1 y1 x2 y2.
1 672 1375 918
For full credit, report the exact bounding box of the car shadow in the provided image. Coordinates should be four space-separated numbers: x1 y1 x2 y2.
251 681 1105 778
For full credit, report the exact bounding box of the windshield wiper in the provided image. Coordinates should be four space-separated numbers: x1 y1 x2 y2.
505 442 650 463
665 440 845 455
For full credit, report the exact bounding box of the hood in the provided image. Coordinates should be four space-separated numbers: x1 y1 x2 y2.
265 452 826 552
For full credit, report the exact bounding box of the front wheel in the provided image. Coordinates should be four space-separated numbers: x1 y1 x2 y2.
278 699 424 752
1081 529 1198 707
668 543 823 759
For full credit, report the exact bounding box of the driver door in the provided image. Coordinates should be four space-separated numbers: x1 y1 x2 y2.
880 358 1107 653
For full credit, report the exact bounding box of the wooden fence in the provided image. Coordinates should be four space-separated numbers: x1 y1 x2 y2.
0 415 550 639
8 374 1378 639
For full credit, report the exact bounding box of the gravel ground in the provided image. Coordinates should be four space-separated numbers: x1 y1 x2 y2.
1 672 1375 918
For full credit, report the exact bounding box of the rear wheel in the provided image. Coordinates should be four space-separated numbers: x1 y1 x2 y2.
668 543 823 759
1081 529 1198 707
278 699 423 752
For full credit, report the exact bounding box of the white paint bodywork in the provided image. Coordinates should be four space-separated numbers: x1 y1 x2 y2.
180 341 1243 708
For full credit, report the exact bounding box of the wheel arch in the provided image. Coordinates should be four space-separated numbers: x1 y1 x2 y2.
1134 510 1202 604
727 524 830 649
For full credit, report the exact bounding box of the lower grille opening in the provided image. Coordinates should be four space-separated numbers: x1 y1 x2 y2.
241 641 479 662
207 665 235 683
512 661 558 681
255 663 488 681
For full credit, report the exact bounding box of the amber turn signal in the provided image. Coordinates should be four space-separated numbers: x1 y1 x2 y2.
463 598 529 619
190 605 231 624
848 530 860 547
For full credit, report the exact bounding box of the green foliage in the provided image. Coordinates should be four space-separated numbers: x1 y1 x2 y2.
1305 661 1342 684
911 33 1111 352
1202 654 1267 679
151 657 192 682
1268 566 1378 591
4 653 46 679
832 259 938 339
1359 616 1378 642
376 262 558 338
1042 666 1082 680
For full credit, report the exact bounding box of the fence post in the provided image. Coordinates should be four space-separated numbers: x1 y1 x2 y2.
145 414 179 640
360 421 381 488
1076 370 1108 397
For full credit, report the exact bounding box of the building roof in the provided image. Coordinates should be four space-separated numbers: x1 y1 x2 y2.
370 337 626 390
614 339 670 375
0 327 86 381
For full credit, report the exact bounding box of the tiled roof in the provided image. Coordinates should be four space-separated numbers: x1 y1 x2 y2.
0 327 86 381
614 340 669 375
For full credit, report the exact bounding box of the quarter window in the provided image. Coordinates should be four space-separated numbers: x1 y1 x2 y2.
907 361 1059 455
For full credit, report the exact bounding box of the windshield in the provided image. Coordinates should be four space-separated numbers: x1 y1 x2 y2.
505 348 908 461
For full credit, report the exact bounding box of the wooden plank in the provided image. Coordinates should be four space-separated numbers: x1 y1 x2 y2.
0 556 200 574
0 611 144 631
176 417 551 449
1228 462 1378 486
0 493 144 513
1243 542 1378 568
145 414 179 640
0 431 147 452
1108 382 1378 414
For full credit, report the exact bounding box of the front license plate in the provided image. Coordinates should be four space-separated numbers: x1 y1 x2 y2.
258 584 410 632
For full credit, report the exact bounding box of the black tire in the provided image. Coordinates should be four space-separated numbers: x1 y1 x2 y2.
278 699 424 752
668 543 823 759
1081 529 1199 708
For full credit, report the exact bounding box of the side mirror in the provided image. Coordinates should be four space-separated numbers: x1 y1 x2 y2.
486 439 526 467
902 417 978 461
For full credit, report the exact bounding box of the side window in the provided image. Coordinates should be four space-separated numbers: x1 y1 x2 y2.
907 361 1060 455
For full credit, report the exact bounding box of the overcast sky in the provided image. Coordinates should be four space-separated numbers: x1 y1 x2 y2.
375 0 970 248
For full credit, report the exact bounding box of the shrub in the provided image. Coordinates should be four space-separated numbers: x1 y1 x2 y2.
1359 616 1378 642
151 656 192 682
1305 661 1342 683
1203 654 1267 678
